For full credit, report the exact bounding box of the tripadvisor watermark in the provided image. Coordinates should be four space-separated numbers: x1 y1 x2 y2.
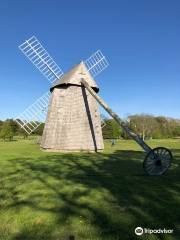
135 227 173 236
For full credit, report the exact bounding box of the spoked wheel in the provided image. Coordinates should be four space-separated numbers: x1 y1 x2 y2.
143 147 172 176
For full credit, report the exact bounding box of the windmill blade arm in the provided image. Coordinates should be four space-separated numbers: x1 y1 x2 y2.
84 50 109 77
15 91 51 134
101 118 107 128
19 36 63 83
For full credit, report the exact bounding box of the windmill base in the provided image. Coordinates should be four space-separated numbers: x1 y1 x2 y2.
40 147 103 153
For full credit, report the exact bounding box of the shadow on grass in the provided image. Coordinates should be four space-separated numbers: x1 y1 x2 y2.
1 149 180 240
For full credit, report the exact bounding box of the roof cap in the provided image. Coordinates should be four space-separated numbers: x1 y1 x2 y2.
50 61 99 92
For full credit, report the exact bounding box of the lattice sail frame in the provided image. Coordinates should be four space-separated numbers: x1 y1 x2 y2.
16 36 64 134
19 36 64 83
16 36 109 134
15 92 51 134
85 50 109 77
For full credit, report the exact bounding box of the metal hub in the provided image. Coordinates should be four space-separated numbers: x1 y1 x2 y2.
143 147 172 176
155 159 162 166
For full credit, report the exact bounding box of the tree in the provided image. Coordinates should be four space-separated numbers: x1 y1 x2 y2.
0 121 14 141
33 123 45 135
173 126 180 137
7 119 19 134
102 119 122 139
128 114 156 140
18 127 29 139
0 120 3 132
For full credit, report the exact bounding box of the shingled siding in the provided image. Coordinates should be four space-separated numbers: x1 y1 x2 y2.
41 85 104 152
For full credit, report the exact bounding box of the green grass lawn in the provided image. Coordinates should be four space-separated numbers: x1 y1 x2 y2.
0 139 179 240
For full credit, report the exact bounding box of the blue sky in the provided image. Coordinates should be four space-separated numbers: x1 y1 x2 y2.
0 0 180 120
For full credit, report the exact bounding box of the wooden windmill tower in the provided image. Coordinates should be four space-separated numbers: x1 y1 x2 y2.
16 36 108 152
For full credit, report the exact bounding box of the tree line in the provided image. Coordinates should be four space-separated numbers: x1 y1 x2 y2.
102 114 180 140
0 114 180 141
0 119 44 141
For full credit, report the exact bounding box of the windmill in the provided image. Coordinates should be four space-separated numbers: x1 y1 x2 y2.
16 36 108 152
16 36 173 175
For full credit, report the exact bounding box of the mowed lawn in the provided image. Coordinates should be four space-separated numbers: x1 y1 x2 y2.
0 139 179 240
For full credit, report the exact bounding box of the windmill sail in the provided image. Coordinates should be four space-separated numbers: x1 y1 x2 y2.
17 39 109 135
15 92 51 134
85 50 109 77
19 36 63 83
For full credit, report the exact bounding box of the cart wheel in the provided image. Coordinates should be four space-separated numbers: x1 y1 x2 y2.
143 147 172 176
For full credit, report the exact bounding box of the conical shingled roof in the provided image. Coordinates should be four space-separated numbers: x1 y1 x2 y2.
50 61 99 92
